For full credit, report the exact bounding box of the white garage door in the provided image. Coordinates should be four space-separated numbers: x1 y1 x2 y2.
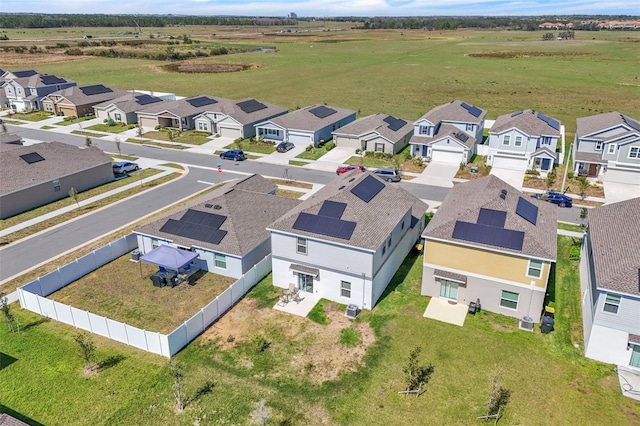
604 168 640 184
139 116 158 129
219 126 242 139
289 132 312 145
492 156 528 172
432 149 463 164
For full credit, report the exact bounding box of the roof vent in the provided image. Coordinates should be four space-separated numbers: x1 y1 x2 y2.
500 189 507 200
213 204 222 210
339 185 346 190
348 178 356 182
205 203 213 208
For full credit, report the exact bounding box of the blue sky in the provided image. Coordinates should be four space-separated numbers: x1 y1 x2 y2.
1 0 638 17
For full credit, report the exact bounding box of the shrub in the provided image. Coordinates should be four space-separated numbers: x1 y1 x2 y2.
364 151 374 158
355 148 361 154
154 125 160 130
325 141 336 151
305 144 313 152
567 172 574 179
569 245 581 260
106 118 116 127
339 327 362 347
65 48 84 56
253 334 271 353
234 137 243 144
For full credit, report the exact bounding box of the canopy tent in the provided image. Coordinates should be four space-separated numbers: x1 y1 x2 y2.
139 245 198 270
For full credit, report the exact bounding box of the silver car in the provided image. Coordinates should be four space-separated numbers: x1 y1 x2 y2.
373 168 401 182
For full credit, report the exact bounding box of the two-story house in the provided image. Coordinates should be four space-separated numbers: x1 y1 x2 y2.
2 70 76 112
573 111 640 184
331 113 413 155
487 109 562 173
421 175 557 323
581 197 640 368
268 171 428 310
410 100 487 164
41 84 128 117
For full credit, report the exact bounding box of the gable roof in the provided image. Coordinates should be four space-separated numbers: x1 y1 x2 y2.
268 171 428 251
0 142 112 195
588 197 640 296
331 113 413 143
265 104 356 132
424 175 557 260
196 97 288 125
136 94 234 118
9 73 73 89
576 111 640 140
409 123 477 150
491 109 561 137
419 99 487 124
45 84 128 105
93 92 168 114
134 174 300 256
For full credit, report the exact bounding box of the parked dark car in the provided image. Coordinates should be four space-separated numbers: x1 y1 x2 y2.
276 142 295 153
373 167 401 182
336 165 366 175
219 149 246 161
531 191 573 207
112 161 139 174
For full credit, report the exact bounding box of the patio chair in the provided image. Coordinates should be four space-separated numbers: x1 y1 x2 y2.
278 289 290 307
289 282 302 303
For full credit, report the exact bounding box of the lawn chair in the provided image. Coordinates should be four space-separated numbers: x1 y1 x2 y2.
278 289 290 306
289 282 302 303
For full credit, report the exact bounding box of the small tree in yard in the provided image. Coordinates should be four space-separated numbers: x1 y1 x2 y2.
478 372 511 423
68 187 80 208
0 292 18 332
545 169 556 190
577 176 590 199
169 359 186 412
74 332 96 372
400 346 434 396
85 136 92 147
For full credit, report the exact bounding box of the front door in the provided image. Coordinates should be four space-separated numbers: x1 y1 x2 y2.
588 163 598 177
439 279 459 301
541 158 551 171
298 273 314 293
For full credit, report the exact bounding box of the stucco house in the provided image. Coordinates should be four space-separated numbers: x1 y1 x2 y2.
487 109 562 173
573 111 640 184
93 92 168 125
2 70 76 112
410 100 487 164
41 84 128 117
580 197 640 368
133 174 300 279
268 171 428 310
331 113 413 155
136 94 233 131
192 98 288 139
255 104 356 147
0 142 113 219
421 175 557 323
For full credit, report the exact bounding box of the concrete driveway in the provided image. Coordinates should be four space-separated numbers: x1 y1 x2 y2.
604 182 640 204
304 146 356 172
253 144 307 165
490 168 525 190
411 162 459 188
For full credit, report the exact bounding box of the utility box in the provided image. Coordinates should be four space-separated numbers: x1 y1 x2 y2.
345 304 360 319
519 316 534 331
131 249 141 261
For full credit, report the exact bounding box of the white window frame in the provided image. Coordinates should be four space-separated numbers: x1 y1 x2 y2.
502 135 511 146
607 144 616 155
340 281 351 298
595 141 603 151
527 259 543 278
114 113 122 122
629 146 640 159
375 143 385 153
603 293 621 314
44 103 53 112
214 253 226 269
151 238 159 249
296 237 307 255
266 128 278 136
466 123 474 132
53 179 60 192
420 126 430 135
514 136 523 147
500 290 519 310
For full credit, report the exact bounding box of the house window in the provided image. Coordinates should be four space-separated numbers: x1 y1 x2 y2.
515 136 523 147
603 293 621 314
214 253 226 269
502 135 511 146
527 259 543 278
341 281 351 298
44 103 53 112
466 123 474 132
420 126 430 135
382 245 386 255
387 236 392 248
151 238 159 249
114 113 122 122
375 143 385 153
500 290 519 310
296 237 307 255
197 122 207 131
401 220 405 230
607 144 616 155
595 141 603 151
541 136 552 145
630 344 640 368
266 128 278 136
629 147 640 159
53 179 60 192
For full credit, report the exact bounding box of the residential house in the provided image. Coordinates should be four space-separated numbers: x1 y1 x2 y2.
255 104 356 147
420 175 557 323
136 94 233 131
134 174 300 279
332 113 413 155
487 109 562 173
268 171 428 310
573 111 640 184
93 92 168 125
193 97 288 139
0 68 9 108
41 84 128 117
0 142 113 219
581 197 640 368
410 100 486 164
2 70 76 112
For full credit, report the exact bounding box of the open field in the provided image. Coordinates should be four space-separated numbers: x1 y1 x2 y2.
3 236 639 425
2 29 638 134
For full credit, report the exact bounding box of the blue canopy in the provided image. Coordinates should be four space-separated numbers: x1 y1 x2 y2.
139 245 198 270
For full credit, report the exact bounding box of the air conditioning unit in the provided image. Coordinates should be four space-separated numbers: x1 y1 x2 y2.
345 304 360 319
519 316 534 331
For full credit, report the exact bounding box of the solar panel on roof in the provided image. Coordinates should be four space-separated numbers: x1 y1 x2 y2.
511 110 523 117
383 115 408 131
460 102 482 118
350 175 385 203
454 131 470 143
537 112 560 131
622 115 640 132
79 84 113 96
19 152 45 164
13 70 37 78
452 221 524 251
237 99 267 114
159 217 228 245
292 212 356 240
318 200 347 219
309 105 337 119
187 96 217 107
181 209 226 229
477 208 507 228
516 197 538 225
40 75 66 85
135 94 163 105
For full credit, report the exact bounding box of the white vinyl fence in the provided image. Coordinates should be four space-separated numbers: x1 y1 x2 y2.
18 234 272 357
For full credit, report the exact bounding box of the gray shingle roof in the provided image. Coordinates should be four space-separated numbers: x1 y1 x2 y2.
0 413 30 426
491 109 561 137
574 152 606 164
588 197 640 296
93 92 168 114
11 73 72 88
576 111 640 140
136 94 234 118
46 85 128 106
419 100 487 124
268 171 428 250
424 175 557 260
196 97 288 125
331 113 413 143
0 142 112 195
265 104 356 132
134 175 300 256
409 123 477 150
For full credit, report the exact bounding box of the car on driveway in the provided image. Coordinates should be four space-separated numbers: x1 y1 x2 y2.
276 142 295 153
531 191 573 207
112 161 139 175
373 167 401 182
336 165 366 175
219 149 246 161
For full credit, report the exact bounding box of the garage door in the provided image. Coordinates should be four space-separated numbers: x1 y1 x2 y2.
492 156 528 172
60 107 76 117
604 168 640 184
432 149 463 164
219 126 242 139
289 132 312 145
139 117 158 129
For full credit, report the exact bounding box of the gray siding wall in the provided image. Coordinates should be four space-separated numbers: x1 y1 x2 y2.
241 238 271 274
617 141 640 164
593 291 640 334
576 138 603 155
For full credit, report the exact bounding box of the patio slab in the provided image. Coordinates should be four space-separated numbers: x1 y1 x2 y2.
616 366 640 401
273 291 320 317
423 297 468 326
